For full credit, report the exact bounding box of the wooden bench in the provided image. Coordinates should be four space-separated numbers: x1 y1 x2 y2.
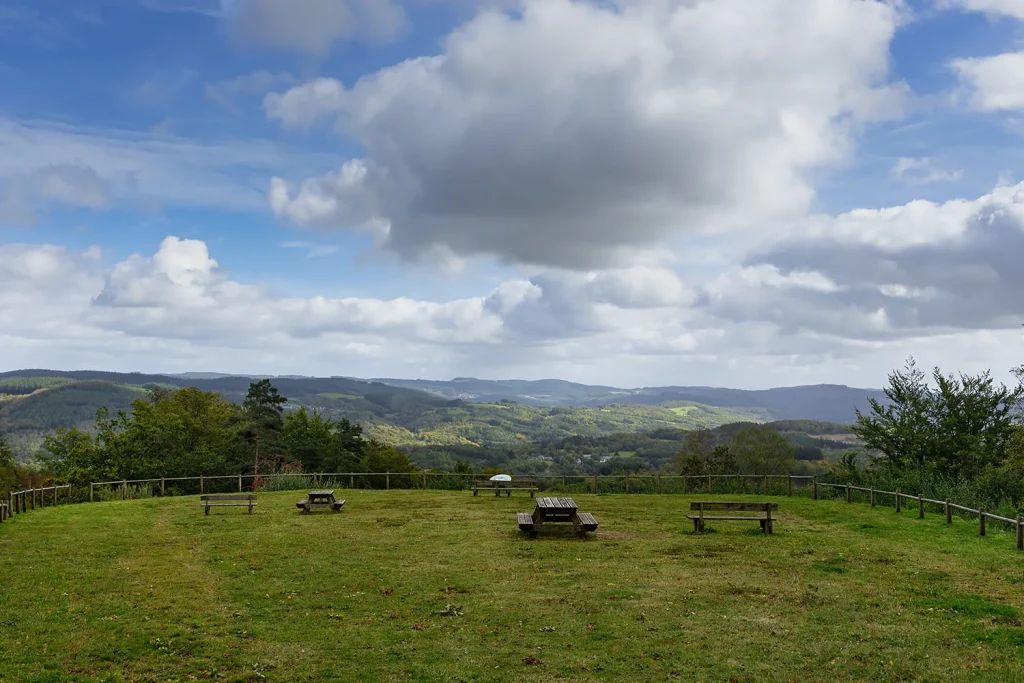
473 480 537 497
200 494 256 515
688 501 778 534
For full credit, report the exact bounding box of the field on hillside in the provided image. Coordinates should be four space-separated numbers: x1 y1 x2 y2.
3 492 1024 682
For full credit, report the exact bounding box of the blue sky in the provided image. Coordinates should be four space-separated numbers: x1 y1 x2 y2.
3 0 1024 388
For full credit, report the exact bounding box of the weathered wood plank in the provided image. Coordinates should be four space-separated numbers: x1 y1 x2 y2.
688 502 778 512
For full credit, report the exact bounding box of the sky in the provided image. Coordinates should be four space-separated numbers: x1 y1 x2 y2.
2 0 1024 389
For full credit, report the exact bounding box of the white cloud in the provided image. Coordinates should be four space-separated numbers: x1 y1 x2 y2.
708 181 1024 339
952 52 1024 112
0 163 111 226
264 78 347 129
0 117 336 214
266 0 907 269
890 157 963 184
943 0 1024 20
279 241 340 258
6 216 1024 387
224 0 404 53
205 70 295 112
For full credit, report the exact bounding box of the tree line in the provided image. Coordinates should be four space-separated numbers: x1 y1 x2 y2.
39 380 417 491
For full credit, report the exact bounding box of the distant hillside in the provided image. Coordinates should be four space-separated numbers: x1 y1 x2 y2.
0 371 773 459
373 377 885 423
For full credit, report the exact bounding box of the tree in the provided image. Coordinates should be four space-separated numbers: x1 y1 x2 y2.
241 380 288 478
360 440 418 488
44 427 104 488
853 357 1024 480
852 358 937 475
729 425 795 474
0 434 17 495
282 406 358 472
674 426 716 476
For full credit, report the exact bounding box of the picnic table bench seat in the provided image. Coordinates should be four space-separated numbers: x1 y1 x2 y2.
200 494 256 515
574 511 598 532
295 498 346 511
688 501 778 534
517 512 535 531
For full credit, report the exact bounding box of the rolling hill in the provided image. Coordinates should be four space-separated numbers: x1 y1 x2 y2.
373 376 886 422
0 371 777 459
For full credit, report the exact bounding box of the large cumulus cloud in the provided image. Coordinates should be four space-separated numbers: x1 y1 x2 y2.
265 0 907 269
704 182 1024 340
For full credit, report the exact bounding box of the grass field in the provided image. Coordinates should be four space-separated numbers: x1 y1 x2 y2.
2 492 1024 682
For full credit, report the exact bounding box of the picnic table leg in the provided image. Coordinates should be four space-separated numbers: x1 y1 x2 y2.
205 505 210 516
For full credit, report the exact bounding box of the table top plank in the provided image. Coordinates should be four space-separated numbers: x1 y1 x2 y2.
309 490 335 496
536 496 577 510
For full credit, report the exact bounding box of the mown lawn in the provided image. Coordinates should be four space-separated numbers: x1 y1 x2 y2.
2 491 1024 682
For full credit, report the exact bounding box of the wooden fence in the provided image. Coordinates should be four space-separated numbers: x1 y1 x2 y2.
86 472 817 500
0 485 72 523
815 481 1024 550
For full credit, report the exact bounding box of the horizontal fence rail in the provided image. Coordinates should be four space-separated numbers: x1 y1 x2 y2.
0 485 72 523
814 480 1024 550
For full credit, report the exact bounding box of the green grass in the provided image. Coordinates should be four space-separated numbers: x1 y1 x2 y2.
3 493 1024 682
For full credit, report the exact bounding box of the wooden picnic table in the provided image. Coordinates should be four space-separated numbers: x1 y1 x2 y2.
296 490 346 514
517 497 598 536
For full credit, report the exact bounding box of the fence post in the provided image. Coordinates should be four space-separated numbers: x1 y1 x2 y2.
895 490 901 513
386 472 390 490
812 477 818 500
238 474 243 492
122 480 127 500
846 482 851 503
870 488 876 507
979 509 986 537
1017 518 1023 550
593 475 598 494
708 474 712 495
423 471 427 490
350 474 354 488
53 486 57 506
918 494 924 519
945 500 952 524
625 474 629 494
160 478 165 497
30 489 35 510
788 476 793 497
